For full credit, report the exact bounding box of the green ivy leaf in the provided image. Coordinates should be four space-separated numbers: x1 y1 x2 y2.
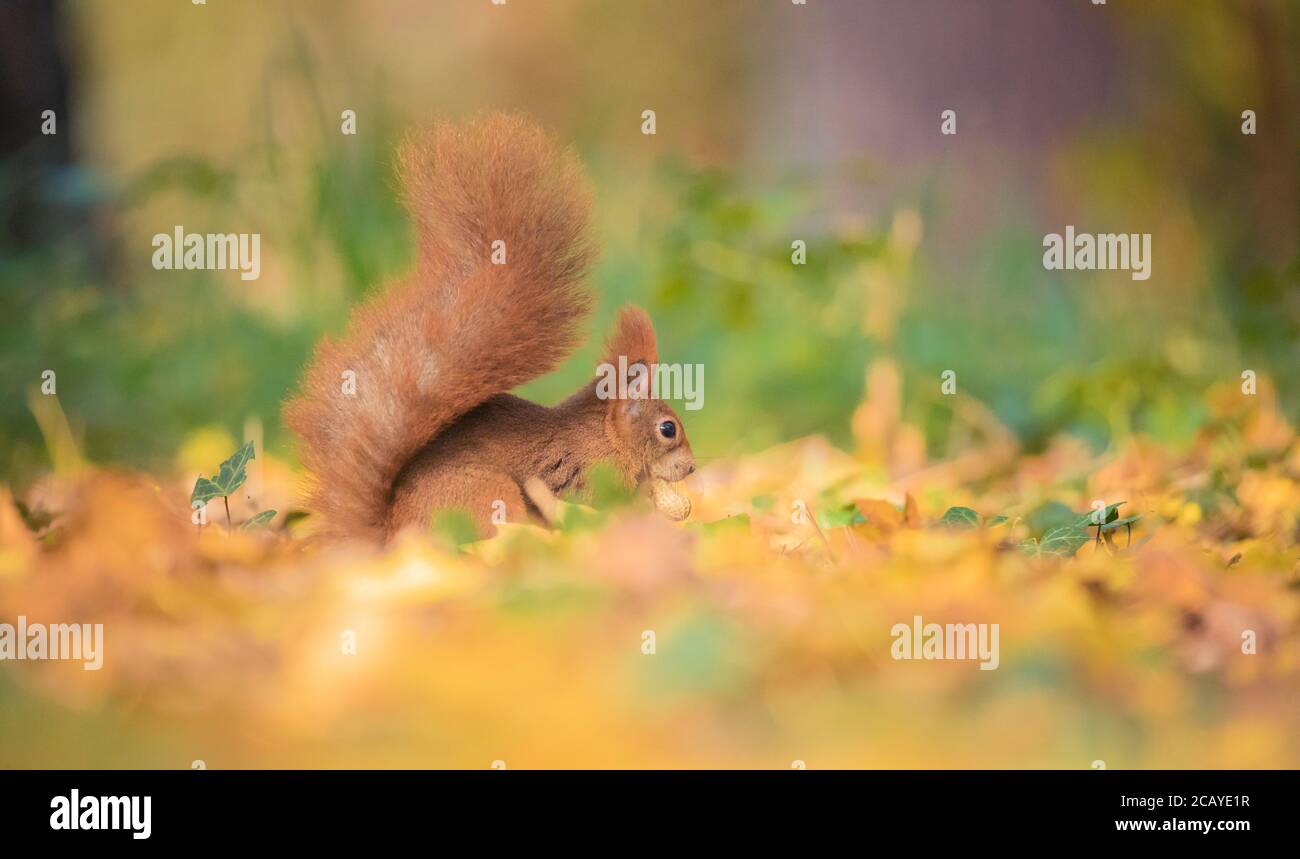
239 509 277 531
1025 500 1076 536
1077 501 1125 528
190 477 221 506
1041 525 1091 557
190 441 255 505
1099 514 1141 533
940 506 982 529
1027 524 1091 558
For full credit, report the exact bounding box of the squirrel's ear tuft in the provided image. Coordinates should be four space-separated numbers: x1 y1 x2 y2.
603 305 658 366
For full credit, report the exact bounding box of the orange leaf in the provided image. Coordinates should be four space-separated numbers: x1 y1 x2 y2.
853 498 904 533
903 492 921 527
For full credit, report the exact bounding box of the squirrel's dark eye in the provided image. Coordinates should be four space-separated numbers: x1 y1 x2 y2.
658 420 676 439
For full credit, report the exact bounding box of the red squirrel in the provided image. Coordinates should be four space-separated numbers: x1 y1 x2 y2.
284 113 695 542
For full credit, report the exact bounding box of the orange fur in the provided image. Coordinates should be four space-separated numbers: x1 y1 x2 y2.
283 113 594 541
603 305 659 366
284 113 694 542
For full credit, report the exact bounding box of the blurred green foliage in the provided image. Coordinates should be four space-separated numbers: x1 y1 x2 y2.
1 1 1295 489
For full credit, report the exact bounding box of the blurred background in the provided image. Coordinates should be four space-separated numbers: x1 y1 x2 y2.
1 0 1296 487
1 0 1298 772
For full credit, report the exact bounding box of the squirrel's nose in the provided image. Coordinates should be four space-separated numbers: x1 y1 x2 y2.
686 464 696 475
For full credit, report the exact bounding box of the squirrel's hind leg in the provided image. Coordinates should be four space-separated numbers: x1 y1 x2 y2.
390 463 537 539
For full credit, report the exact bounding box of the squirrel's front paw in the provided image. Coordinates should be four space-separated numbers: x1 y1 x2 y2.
650 478 691 521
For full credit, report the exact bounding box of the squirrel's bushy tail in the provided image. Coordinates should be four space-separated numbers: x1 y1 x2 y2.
284 113 595 541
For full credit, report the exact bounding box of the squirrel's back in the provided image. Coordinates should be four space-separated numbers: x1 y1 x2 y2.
283 113 596 541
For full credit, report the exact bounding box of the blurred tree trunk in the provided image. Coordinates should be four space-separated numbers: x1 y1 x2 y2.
0 0 86 252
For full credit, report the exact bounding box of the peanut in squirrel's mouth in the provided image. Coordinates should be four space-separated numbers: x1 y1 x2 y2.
650 477 691 521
